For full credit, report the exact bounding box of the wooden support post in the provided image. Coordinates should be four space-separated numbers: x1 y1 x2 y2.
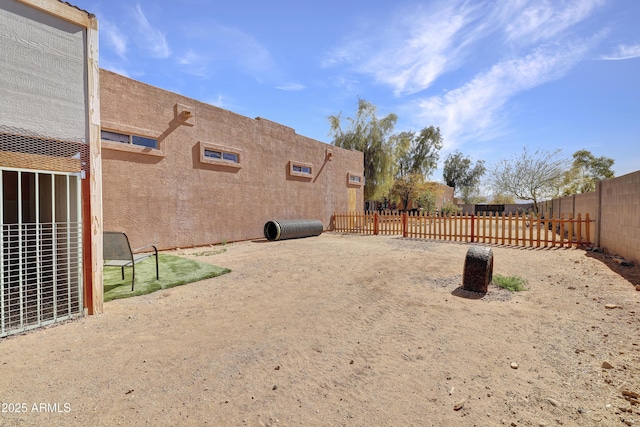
402 212 408 238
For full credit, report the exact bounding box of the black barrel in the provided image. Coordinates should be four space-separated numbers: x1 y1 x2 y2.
264 219 324 241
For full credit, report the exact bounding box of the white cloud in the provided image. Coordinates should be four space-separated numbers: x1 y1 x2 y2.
324 1 485 95
503 0 605 44
413 41 593 150
176 49 213 77
600 43 640 60
101 20 128 59
276 83 305 91
132 4 171 59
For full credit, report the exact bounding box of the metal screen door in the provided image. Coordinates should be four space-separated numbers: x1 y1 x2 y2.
1 167 83 337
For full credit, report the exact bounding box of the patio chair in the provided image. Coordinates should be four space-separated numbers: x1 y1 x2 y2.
103 231 159 291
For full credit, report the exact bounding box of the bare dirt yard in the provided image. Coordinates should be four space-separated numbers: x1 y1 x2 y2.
1 233 639 426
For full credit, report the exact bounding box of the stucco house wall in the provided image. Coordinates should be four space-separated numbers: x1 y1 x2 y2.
100 70 364 250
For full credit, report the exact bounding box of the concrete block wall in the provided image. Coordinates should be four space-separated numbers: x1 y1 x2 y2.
598 171 640 264
99 70 364 250
540 170 640 264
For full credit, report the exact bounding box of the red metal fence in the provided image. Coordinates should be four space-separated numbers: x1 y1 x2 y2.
332 211 592 248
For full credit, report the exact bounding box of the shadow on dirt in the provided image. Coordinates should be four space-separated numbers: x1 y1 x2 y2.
584 251 640 287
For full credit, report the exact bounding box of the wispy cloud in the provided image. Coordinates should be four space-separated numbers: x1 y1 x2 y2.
600 43 640 60
176 49 213 77
503 0 605 44
177 22 274 79
413 40 595 150
132 4 171 59
276 83 305 91
324 1 486 95
101 20 128 59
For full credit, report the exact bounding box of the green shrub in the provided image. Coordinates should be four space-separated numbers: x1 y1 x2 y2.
493 274 527 291
440 202 461 215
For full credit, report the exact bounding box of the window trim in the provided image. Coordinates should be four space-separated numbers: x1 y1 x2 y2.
101 128 164 157
347 172 363 186
289 161 314 179
199 141 242 169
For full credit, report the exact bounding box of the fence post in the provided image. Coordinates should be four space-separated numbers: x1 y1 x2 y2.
402 212 408 238
374 212 379 235
470 214 475 243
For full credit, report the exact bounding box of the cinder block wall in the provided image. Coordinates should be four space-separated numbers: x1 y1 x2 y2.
599 171 640 264
100 70 364 250
540 170 640 264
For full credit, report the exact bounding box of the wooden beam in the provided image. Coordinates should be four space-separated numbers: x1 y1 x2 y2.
87 16 103 314
16 0 95 29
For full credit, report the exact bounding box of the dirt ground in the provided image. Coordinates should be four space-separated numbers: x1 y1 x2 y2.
1 233 639 426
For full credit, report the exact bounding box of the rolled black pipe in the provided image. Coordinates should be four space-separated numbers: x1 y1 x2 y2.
264 219 323 241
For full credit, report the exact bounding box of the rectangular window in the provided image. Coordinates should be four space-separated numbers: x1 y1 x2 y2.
199 142 242 169
101 130 158 149
289 161 314 179
292 165 312 174
203 148 239 163
348 172 363 186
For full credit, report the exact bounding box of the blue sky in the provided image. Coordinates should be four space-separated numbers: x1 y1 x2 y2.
73 0 640 180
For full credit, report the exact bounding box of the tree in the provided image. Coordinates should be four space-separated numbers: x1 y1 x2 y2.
416 190 436 213
442 151 486 203
562 149 614 195
390 172 424 210
391 126 443 209
489 193 515 204
394 126 443 179
329 98 398 201
490 147 567 214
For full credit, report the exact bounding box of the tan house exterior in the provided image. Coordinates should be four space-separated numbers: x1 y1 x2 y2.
99 70 364 250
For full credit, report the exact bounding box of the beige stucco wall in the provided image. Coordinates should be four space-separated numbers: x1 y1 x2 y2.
100 70 364 250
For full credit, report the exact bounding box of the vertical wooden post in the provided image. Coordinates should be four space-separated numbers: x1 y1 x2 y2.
528 214 533 247
87 16 103 315
374 212 379 235
402 212 408 238
585 213 591 245
470 214 475 243
568 212 575 247
501 213 506 245
488 212 493 244
559 213 566 248
453 213 458 241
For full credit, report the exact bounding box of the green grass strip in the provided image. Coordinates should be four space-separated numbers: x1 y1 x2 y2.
493 274 527 292
103 254 231 302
